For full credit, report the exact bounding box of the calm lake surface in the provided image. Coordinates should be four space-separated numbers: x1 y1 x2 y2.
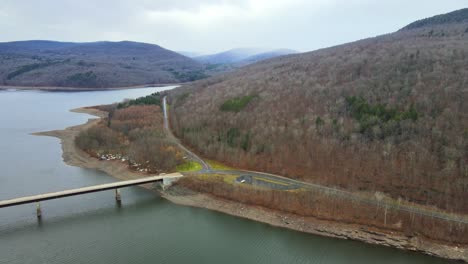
0 87 456 264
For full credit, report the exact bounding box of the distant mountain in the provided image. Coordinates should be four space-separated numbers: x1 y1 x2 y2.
0 40 79 53
194 48 297 65
194 48 266 64
400 8 468 31
177 51 204 58
0 40 206 88
240 49 298 65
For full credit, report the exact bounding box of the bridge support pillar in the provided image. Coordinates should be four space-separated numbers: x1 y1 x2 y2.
162 177 177 190
115 188 121 202
36 202 42 218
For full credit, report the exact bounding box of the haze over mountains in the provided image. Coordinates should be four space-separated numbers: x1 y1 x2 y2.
0 40 299 89
169 8 468 215
193 48 298 65
0 40 205 88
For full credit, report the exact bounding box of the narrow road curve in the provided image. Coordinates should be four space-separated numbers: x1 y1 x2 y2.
162 96 468 225
163 96 211 171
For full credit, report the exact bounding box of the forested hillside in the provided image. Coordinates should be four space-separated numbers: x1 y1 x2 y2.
169 9 468 213
0 40 205 88
76 93 184 172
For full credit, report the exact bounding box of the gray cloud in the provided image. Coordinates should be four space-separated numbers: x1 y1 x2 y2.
0 0 466 53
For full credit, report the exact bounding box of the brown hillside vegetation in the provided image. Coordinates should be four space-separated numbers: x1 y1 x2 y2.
76 103 183 172
169 15 468 213
176 175 467 244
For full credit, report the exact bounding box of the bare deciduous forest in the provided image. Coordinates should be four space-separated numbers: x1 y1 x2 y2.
176 175 467 244
170 22 468 213
76 103 183 172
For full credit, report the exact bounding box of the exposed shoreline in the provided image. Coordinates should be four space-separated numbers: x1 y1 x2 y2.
0 83 182 92
33 107 468 263
32 108 152 182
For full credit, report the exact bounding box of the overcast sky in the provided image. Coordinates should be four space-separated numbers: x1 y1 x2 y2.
0 0 466 53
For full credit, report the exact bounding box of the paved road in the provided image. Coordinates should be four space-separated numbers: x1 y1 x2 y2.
163 97 211 171
162 97 468 225
209 170 468 224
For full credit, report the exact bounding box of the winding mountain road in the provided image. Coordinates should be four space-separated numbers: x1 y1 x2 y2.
162 96 468 225
163 96 211 171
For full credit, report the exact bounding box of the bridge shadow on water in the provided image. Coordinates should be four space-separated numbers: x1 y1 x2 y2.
0 192 164 237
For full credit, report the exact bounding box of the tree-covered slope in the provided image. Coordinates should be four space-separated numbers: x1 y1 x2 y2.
170 12 468 213
401 8 468 31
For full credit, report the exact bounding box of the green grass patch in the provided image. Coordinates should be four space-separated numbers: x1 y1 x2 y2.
195 173 239 185
256 177 290 186
176 161 203 172
220 95 257 112
206 159 235 170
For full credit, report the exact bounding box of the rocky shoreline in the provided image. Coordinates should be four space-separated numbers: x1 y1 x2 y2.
162 186 468 262
34 107 468 263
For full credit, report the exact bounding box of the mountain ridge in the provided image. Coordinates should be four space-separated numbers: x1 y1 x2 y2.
400 8 468 31
0 40 205 88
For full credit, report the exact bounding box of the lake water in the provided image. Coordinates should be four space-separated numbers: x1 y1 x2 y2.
0 87 455 264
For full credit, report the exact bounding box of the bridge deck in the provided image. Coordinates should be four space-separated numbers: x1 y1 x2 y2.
0 173 182 208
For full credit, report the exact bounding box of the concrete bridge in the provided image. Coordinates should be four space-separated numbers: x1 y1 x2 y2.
0 173 183 217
